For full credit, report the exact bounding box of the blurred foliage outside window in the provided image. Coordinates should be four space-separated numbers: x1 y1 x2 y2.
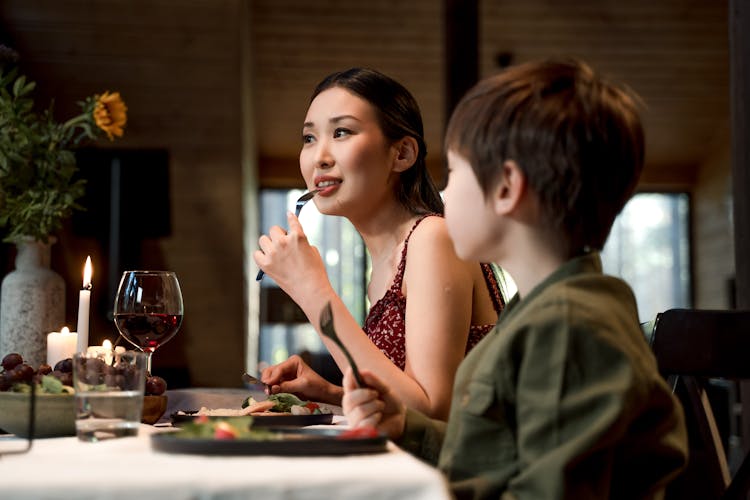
601 193 691 323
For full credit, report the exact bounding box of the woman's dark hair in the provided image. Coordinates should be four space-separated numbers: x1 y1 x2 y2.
311 68 443 215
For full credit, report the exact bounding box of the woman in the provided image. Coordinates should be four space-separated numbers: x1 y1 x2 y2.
255 68 504 419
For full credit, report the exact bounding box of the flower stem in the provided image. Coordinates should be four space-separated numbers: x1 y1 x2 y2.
62 113 88 130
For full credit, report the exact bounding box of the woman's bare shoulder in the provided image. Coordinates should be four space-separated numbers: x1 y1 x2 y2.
408 215 451 246
406 215 471 272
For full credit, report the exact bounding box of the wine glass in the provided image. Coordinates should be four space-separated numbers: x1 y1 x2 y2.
113 270 183 375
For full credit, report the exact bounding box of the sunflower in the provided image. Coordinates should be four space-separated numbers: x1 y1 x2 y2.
0 61 127 242
93 91 127 140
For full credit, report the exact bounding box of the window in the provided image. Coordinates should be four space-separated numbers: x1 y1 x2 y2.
257 189 367 375
601 193 691 322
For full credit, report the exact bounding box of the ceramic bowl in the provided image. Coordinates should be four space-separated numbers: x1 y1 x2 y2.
0 391 76 438
142 395 168 424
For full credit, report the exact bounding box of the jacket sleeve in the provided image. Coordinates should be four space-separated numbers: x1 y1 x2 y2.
397 407 447 465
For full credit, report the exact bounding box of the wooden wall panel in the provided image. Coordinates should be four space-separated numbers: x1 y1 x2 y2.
693 130 734 309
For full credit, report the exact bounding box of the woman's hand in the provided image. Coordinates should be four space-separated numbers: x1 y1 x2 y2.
261 354 343 405
254 211 333 307
342 367 406 441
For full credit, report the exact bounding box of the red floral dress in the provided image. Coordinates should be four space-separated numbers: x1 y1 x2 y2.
363 215 505 370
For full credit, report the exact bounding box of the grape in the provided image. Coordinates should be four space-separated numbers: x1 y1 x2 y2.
54 358 73 373
2 352 23 371
57 371 73 386
145 375 167 395
12 363 34 383
0 372 12 391
37 363 52 375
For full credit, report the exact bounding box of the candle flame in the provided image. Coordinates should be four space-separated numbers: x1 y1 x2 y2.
102 339 113 350
83 256 93 288
61 326 70 334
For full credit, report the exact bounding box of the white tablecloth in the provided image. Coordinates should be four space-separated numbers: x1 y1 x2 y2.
0 424 450 500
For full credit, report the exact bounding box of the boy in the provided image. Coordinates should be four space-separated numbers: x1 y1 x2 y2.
342 59 687 499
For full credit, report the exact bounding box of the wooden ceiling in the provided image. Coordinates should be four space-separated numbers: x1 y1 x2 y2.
250 0 729 188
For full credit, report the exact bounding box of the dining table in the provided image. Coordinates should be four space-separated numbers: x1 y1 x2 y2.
0 388 452 500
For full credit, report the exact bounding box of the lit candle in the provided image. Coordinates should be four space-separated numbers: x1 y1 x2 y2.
86 339 112 357
46 327 78 367
86 339 126 364
115 345 126 356
76 256 93 353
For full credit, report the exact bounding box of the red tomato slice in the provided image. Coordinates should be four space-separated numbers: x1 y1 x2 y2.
214 422 238 440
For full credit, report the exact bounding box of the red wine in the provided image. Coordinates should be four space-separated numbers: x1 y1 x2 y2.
114 313 182 352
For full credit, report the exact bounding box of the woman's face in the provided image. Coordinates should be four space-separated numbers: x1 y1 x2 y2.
300 87 397 217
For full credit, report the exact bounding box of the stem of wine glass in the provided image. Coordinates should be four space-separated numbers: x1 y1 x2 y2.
146 351 154 377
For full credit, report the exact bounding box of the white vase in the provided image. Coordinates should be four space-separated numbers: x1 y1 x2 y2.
0 238 65 368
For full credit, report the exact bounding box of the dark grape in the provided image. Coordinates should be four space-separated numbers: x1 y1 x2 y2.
102 372 126 389
58 371 73 386
80 357 108 385
145 375 167 395
12 363 34 383
37 363 52 375
0 372 12 391
2 352 23 371
54 358 73 373
87 357 107 374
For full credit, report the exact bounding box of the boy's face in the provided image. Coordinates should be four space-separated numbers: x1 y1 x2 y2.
443 150 496 262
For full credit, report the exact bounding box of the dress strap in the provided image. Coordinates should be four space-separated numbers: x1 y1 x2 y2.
480 263 506 314
390 214 437 292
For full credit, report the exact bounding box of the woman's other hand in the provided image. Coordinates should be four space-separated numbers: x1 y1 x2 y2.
261 354 343 405
342 367 406 441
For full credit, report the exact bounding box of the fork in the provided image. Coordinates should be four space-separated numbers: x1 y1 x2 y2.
256 188 321 281
242 372 271 394
319 301 365 387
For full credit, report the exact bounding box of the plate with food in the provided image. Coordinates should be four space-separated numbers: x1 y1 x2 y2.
153 416 386 455
171 393 334 427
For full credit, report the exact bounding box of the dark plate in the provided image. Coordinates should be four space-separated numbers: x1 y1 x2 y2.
151 427 387 456
171 410 333 428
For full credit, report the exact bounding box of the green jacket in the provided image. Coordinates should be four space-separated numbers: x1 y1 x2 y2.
399 253 687 499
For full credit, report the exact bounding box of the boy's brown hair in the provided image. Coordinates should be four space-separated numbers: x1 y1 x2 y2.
445 59 644 256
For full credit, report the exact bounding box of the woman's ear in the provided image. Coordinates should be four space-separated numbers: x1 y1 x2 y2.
493 160 526 215
392 136 419 172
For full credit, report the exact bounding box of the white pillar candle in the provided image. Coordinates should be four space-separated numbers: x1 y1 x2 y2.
87 339 112 364
76 256 93 353
46 327 78 367
86 340 126 365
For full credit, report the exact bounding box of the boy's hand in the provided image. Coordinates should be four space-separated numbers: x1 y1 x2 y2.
342 367 407 441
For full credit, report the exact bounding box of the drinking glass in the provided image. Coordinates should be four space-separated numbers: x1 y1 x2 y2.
113 271 183 375
73 350 147 441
